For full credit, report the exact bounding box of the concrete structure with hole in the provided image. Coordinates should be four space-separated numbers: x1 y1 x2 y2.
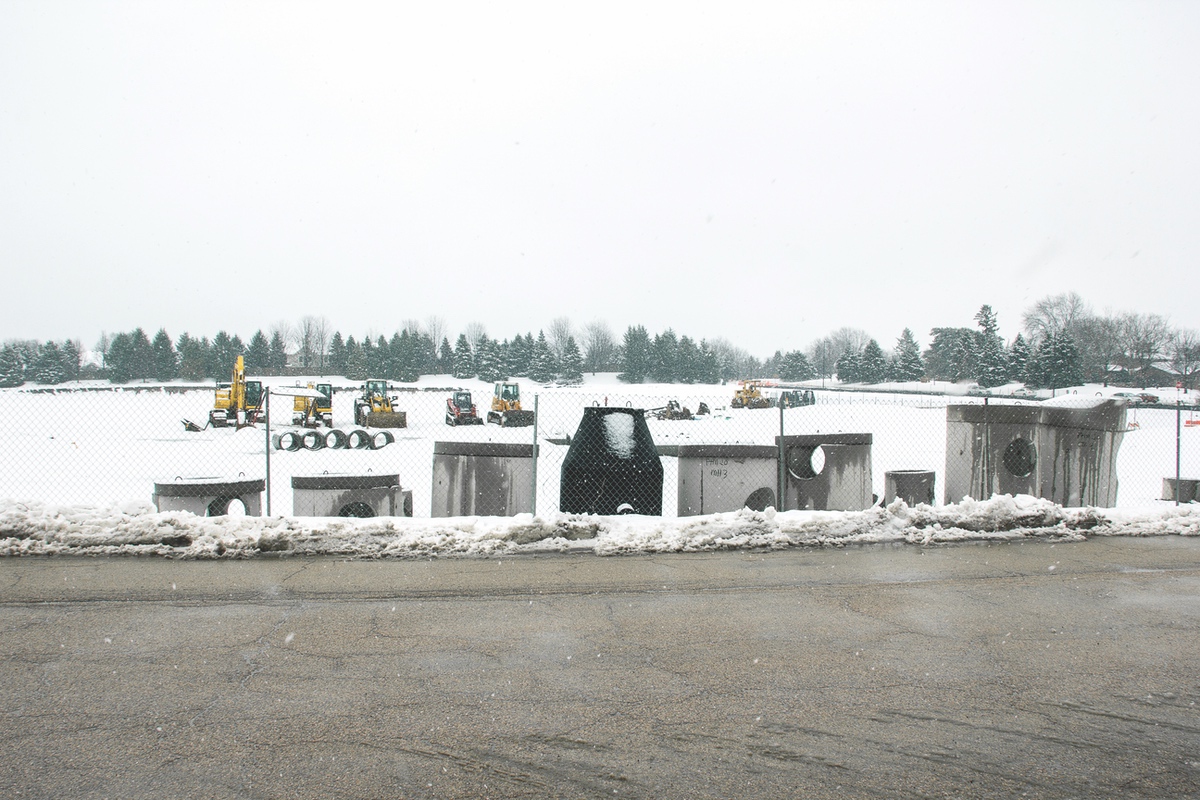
677 444 778 516
944 400 1126 507
885 470 937 506
431 442 535 517
291 473 411 517
153 477 264 517
775 433 874 511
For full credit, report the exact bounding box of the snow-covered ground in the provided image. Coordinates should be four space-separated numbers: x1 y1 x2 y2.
2 374 1198 557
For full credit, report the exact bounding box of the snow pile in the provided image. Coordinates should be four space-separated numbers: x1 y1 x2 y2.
602 412 636 458
1 495 1196 559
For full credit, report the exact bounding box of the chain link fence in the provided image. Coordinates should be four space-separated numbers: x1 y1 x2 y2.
3 381 1199 519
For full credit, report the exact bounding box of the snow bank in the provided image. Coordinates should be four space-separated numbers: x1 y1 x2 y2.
1 496 1196 559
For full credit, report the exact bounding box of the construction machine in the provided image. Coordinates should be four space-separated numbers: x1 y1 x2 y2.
730 380 772 409
353 379 407 428
292 382 334 427
778 389 816 409
646 399 695 421
445 390 484 426
488 382 535 427
206 356 263 428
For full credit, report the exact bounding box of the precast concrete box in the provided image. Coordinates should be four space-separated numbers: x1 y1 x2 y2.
153 477 264 517
677 444 778 516
944 399 1126 507
775 434 873 511
431 441 535 517
291 473 408 517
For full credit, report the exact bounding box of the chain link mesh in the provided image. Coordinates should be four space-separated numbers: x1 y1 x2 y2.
3 382 1198 517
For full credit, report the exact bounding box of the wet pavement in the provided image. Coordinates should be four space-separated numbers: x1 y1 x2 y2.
2 536 1199 799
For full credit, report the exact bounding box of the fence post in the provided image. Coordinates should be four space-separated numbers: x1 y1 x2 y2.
531 393 539 516
777 400 786 512
1177 400 1182 507
264 386 272 516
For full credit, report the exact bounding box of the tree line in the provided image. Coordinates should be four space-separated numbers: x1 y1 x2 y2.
1 295 1196 389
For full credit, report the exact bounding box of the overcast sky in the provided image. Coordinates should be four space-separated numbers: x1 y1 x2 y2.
2 1 1198 357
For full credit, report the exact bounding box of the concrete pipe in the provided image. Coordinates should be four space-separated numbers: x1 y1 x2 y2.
301 430 326 451
325 429 350 449
348 429 373 449
370 430 395 450
273 432 303 452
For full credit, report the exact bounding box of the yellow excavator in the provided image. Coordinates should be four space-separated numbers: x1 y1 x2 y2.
292 382 333 427
194 355 263 429
487 381 535 427
353 379 407 428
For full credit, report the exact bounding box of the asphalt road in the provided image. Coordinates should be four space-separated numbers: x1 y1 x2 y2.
2 537 1199 799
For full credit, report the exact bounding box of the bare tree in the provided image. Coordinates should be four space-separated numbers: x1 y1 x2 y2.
581 320 616 374
401 319 423 336
1073 313 1123 385
95 331 110 369
1119 312 1171 384
547 316 574 366
1022 292 1089 345
424 316 447 350
293 316 317 369
1167 328 1200 389
310 316 330 370
462 321 488 353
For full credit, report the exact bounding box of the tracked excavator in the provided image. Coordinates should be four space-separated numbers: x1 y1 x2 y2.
292 382 334 427
192 355 263 429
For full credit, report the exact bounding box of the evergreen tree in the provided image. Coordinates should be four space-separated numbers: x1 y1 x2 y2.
268 330 289 374
893 328 925 381
476 336 506 383
151 329 178 381
650 329 679 383
559 336 584 385
505 333 533 377
327 331 347 377
127 328 153 381
438 337 454 374
60 340 82 383
924 327 976 381
836 348 861 383
176 333 208 381
345 336 367 380
106 332 134 383
618 325 652 383
676 335 700 383
1007 334 1033 384
1037 332 1084 390
32 341 66 385
780 350 816 382
698 340 721 384
529 331 556 383
973 305 1008 388
387 332 404 380
453 334 474 379
858 339 888 383
0 344 24 388
245 330 270 376
211 331 239 377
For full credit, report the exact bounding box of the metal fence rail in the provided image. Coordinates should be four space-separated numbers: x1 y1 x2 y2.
2 383 1197 518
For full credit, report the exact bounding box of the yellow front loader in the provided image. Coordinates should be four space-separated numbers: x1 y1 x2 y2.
353 379 407 428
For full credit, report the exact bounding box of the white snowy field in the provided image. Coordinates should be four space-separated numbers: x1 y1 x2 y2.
1 374 1198 557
